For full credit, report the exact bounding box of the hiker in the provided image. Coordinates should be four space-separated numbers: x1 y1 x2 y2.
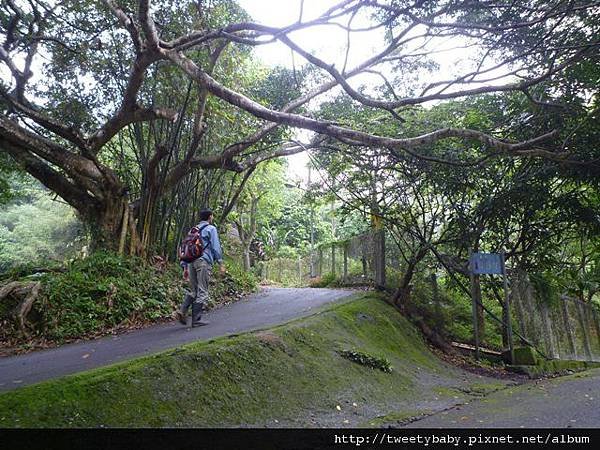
176 208 225 327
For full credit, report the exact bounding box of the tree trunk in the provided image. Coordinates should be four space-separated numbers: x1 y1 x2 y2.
0 281 42 334
385 295 454 354
393 285 413 313
86 194 134 253
392 247 427 311
242 245 252 272
235 196 259 272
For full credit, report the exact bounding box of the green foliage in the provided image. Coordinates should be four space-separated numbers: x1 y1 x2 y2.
0 260 64 283
231 160 286 242
249 65 308 110
0 181 84 273
258 183 311 257
444 288 476 344
2 252 257 347
274 245 299 259
530 271 559 306
309 272 339 288
0 154 23 205
209 257 258 306
38 252 183 340
338 349 393 373
258 176 348 259
313 79 600 353
438 276 507 350
262 256 309 287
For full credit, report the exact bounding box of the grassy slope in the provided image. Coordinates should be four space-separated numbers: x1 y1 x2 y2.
1 252 256 354
0 294 509 428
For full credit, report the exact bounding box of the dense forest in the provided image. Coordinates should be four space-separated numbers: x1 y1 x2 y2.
1 0 599 357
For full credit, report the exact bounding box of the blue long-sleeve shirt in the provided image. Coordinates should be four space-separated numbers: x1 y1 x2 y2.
196 221 223 266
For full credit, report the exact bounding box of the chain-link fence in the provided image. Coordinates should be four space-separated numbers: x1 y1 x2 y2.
260 229 385 287
262 256 312 287
511 271 600 362
312 230 385 286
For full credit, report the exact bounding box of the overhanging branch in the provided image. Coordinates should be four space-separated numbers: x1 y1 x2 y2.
164 48 563 161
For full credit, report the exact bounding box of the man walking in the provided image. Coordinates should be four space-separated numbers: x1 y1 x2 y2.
176 208 225 327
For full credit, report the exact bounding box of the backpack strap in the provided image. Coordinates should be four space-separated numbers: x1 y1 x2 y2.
198 224 211 249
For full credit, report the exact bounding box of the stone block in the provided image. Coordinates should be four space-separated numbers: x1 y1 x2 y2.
503 346 539 365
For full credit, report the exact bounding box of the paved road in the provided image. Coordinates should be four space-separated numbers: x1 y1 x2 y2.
0 287 354 392
405 368 600 428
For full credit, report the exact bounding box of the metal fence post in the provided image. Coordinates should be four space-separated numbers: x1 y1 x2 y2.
468 252 481 361
501 253 514 364
318 248 323 276
331 244 336 276
343 243 348 282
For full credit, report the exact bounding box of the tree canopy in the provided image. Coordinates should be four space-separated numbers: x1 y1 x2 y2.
1 0 599 258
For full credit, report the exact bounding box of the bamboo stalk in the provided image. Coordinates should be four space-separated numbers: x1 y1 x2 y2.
118 202 129 255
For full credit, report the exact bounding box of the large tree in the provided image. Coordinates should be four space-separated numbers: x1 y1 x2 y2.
1 0 598 253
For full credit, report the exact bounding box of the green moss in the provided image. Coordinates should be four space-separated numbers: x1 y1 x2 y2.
507 359 600 378
511 347 540 366
433 386 462 397
0 293 507 428
466 382 509 395
363 410 429 427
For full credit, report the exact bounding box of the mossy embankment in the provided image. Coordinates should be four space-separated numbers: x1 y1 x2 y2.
0 293 510 428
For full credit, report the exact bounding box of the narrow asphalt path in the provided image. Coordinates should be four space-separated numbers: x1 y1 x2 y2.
404 368 600 428
0 287 354 392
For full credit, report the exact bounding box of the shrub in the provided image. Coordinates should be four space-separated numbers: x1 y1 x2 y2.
38 251 183 340
338 349 393 373
208 257 258 307
2 252 258 348
309 272 339 288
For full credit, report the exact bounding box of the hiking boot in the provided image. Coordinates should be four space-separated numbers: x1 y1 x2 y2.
175 310 187 325
191 302 206 325
191 320 209 327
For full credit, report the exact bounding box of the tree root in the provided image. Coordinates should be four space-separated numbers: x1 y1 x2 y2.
410 315 455 354
387 292 455 355
0 280 42 334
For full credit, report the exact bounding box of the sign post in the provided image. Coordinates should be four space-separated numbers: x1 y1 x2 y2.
469 264 481 361
500 253 515 365
469 252 514 363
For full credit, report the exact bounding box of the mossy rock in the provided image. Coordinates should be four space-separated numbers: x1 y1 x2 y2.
503 347 539 365
507 359 599 378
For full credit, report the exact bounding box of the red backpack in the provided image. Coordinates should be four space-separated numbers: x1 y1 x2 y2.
178 224 209 263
